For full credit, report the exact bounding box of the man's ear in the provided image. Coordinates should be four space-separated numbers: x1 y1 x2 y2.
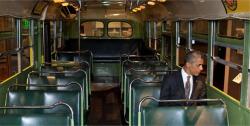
186 62 191 67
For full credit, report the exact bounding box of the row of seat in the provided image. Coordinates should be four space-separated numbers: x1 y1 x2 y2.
0 102 74 126
119 55 171 123
119 55 229 126
0 52 92 126
128 79 229 126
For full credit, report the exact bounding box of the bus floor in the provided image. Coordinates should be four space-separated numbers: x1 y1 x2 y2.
87 82 125 126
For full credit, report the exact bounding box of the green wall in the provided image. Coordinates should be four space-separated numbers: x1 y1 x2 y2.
207 85 250 126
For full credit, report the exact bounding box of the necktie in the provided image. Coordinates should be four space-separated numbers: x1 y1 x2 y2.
185 76 191 99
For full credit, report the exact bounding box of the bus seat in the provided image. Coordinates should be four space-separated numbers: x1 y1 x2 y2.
64 39 144 58
0 102 73 126
6 90 83 126
0 114 72 126
123 75 164 120
129 80 161 125
27 71 89 111
138 97 229 126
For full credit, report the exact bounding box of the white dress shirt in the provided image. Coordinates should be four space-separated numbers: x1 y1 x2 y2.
181 68 193 99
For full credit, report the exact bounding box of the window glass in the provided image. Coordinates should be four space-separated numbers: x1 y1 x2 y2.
156 22 162 53
108 22 132 38
213 45 243 101
0 16 13 32
22 48 30 69
0 16 17 82
166 20 172 32
180 21 188 34
162 35 171 60
214 45 243 65
193 20 208 35
9 53 18 76
218 19 244 39
213 61 241 101
177 37 187 66
80 21 104 37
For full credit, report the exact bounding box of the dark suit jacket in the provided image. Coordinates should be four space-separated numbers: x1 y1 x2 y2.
159 70 206 106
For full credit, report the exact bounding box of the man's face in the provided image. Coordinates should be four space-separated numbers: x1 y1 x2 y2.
189 57 204 76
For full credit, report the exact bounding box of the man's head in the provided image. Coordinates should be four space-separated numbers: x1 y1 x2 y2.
183 51 204 76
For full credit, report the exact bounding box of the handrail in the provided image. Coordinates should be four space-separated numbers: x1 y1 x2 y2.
8 82 83 94
123 59 167 65
29 68 87 76
126 68 176 74
0 101 74 121
43 60 90 68
138 96 226 112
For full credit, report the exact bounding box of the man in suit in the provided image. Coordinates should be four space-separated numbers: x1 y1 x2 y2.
160 50 206 105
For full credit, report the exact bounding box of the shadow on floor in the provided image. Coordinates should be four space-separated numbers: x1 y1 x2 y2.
87 85 126 126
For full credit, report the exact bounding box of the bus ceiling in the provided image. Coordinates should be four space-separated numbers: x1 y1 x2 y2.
0 0 249 20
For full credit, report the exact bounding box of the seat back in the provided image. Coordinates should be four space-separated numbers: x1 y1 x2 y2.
138 98 229 126
129 80 161 125
0 102 73 126
121 60 168 95
27 70 89 110
0 114 71 126
6 90 83 126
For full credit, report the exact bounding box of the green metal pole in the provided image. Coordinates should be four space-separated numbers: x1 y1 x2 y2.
241 20 250 107
171 21 178 69
207 21 216 85
34 21 42 70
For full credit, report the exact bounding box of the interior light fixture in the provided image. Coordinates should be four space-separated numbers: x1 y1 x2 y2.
112 13 120 16
132 9 137 12
103 3 110 6
54 0 65 3
62 2 69 6
136 7 141 11
158 0 166 2
140 5 145 9
147 1 155 5
101 1 109 4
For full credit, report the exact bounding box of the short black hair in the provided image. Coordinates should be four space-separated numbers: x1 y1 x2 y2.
184 50 203 64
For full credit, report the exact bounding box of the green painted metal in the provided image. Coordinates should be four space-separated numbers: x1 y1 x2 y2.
171 22 178 69
192 33 208 41
0 32 15 39
207 21 216 84
93 62 119 77
34 21 42 69
160 34 165 61
207 85 250 126
216 36 243 47
241 20 250 107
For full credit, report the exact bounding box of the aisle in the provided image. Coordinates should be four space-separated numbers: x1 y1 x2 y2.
87 84 123 125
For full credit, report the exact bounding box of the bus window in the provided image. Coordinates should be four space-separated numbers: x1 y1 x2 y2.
180 21 188 34
80 21 104 37
177 37 186 66
108 22 132 38
218 20 244 39
177 21 188 66
156 22 162 54
213 44 243 100
193 20 208 35
162 21 172 61
0 16 17 82
192 41 208 76
192 20 208 77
